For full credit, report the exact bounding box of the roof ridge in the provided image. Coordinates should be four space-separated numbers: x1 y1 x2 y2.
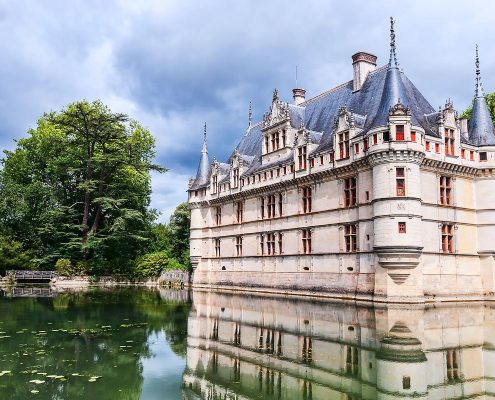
301 65 388 106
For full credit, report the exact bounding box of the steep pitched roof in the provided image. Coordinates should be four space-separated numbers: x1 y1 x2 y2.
467 46 495 146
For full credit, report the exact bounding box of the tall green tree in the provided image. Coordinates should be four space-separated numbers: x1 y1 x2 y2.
0 100 164 271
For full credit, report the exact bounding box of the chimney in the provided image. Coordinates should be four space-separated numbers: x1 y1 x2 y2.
352 51 377 91
292 88 306 106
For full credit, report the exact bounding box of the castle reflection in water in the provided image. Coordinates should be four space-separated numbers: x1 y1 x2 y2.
182 290 495 400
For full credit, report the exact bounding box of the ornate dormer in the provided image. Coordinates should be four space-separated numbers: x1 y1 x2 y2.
210 159 219 194
333 106 363 160
263 89 290 129
262 89 297 163
388 101 412 142
441 99 459 157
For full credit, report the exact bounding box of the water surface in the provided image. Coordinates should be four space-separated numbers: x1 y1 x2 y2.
1 286 494 399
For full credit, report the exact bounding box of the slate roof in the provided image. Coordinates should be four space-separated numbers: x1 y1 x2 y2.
190 51 495 189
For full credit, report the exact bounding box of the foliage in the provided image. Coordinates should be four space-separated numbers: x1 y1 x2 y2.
460 92 495 120
0 100 165 272
134 251 187 279
0 231 35 275
55 258 87 277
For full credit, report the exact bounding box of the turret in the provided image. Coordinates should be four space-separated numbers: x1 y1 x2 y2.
370 18 424 302
468 45 495 146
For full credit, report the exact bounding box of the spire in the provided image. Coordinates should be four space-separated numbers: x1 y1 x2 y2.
388 17 399 69
468 45 495 146
202 122 207 151
193 122 210 187
248 101 252 128
475 44 484 98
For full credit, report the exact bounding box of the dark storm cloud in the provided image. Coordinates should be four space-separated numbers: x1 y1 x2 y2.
0 0 493 220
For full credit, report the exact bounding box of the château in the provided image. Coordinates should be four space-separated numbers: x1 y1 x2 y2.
188 18 495 303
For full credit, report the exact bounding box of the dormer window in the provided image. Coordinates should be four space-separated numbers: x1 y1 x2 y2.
298 146 307 170
383 131 390 142
445 129 455 156
212 175 218 194
396 125 405 141
232 168 239 188
480 152 487 162
337 131 350 159
411 131 416 142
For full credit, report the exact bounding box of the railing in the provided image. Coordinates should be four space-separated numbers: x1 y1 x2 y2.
5 270 58 281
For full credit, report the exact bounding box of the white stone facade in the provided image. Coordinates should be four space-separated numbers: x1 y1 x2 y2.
188 33 495 303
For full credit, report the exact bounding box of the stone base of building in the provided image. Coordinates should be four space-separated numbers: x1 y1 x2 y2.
192 267 493 304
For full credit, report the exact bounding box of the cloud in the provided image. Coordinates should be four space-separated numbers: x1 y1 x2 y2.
0 0 494 218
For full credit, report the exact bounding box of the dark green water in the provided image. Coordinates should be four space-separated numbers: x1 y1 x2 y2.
0 287 190 399
1 287 494 399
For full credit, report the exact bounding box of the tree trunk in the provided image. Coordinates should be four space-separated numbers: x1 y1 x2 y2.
90 172 106 235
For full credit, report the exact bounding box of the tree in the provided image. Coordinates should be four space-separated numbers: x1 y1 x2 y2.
0 100 165 271
460 92 495 121
167 202 191 265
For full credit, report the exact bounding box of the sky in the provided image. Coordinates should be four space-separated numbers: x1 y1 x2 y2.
0 0 493 222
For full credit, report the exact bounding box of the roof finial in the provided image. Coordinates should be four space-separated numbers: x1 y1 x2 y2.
248 101 252 127
202 122 207 152
389 17 399 68
273 88 279 102
475 44 484 98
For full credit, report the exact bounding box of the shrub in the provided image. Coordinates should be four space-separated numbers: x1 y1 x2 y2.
55 258 74 276
134 251 187 278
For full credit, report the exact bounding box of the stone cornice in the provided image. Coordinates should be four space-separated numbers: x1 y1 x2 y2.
367 149 425 166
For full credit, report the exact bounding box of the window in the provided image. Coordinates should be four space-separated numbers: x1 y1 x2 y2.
373 133 378 145
396 125 405 141
278 194 283 216
383 131 390 142
277 168 280 177
264 136 269 153
363 139 368 151
302 229 312 254
403 376 411 390
283 166 287 175
267 233 276 255
445 129 455 156
344 225 357 252
236 236 243 256
396 168 406 197
310 158 314 168
435 143 440 153
267 195 276 218
337 131 350 159
260 235 264 255
441 224 453 254
215 206 222 225
446 349 460 382
426 141 430 151
470 151 474 161
278 233 283 254
298 146 307 170
440 176 452 206
344 177 357 207
260 197 265 219
302 187 312 213
480 152 487 161
398 222 406 233
290 164 295 173
281 129 286 147
232 168 239 188
212 175 218 193
214 239 221 257
320 155 324 165
461 149 465 159
270 170 273 178
411 131 416 142
354 143 359 154
330 152 334 162
346 346 359 376
302 336 312 364
235 201 244 223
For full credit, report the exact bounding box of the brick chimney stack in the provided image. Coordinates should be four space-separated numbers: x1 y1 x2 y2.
352 52 377 91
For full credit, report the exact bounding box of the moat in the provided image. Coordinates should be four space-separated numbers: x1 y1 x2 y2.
0 286 493 399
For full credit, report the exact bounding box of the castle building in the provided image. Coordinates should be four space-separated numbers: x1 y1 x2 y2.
187 18 495 303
